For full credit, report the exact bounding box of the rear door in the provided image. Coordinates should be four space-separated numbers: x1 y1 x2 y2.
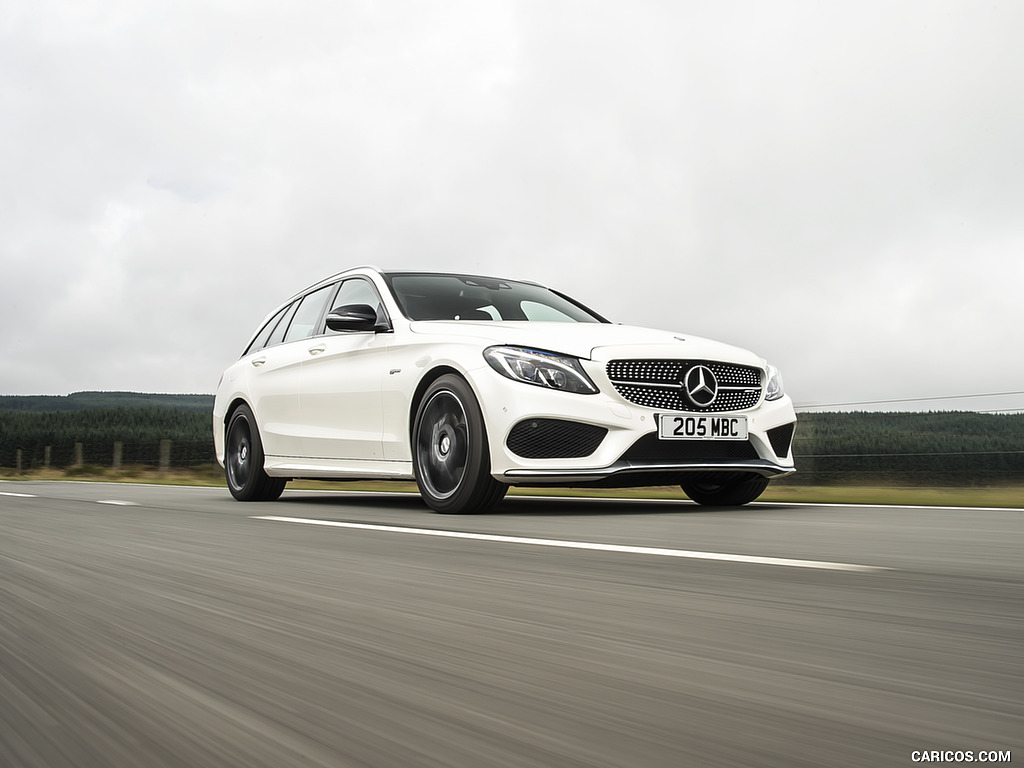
247 284 335 457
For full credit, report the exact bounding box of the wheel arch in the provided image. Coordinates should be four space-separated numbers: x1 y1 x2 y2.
408 366 464 441
214 396 254 467
408 367 507 513
223 397 252 429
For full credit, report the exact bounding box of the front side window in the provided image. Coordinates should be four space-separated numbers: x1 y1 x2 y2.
385 273 607 323
326 278 387 331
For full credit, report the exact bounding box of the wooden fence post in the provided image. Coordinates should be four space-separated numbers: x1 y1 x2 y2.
16 449 22 474
44 445 51 468
159 440 171 472
74 442 84 468
113 442 123 470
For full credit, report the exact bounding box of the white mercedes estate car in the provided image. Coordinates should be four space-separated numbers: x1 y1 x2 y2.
214 267 796 512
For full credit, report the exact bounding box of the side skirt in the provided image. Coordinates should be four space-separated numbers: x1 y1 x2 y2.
264 455 415 480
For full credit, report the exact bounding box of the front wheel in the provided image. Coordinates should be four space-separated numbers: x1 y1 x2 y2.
413 375 507 513
681 475 769 506
225 404 286 501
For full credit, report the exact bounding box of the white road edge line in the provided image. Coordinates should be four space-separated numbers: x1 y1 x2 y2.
280 488 1024 513
252 515 887 572
0 491 37 498
97 500 139 506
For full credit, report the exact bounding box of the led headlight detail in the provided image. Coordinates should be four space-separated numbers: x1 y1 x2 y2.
484 346 598 394
765 364 784 401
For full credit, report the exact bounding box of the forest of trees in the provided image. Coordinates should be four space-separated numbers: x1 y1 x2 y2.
785 411 1024 486
1 393 1022 485
0 392 213 412
0 406 214 468
0 394 215 468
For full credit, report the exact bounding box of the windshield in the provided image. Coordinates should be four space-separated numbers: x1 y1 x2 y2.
385 273 608 323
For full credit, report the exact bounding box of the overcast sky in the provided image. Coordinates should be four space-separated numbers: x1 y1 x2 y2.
3 0 1023 412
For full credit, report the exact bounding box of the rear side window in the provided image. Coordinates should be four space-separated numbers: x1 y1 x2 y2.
283 284 335 343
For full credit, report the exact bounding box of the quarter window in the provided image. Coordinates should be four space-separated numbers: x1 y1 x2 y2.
244 305 288 355
266 302 299 348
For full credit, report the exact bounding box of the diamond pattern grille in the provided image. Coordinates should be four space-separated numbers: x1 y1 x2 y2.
606 359 762 412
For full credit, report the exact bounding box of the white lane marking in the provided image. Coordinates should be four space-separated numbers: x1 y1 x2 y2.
757 500 1024 512
97 500 139 506
252 515 886 572
0 491 37 498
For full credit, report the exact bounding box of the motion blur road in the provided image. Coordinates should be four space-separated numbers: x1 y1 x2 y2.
1 481 1021 768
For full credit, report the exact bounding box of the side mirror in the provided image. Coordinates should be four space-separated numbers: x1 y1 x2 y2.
325 304 383 332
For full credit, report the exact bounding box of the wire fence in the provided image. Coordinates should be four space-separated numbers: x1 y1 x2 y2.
779 450 1024 486
4 392 1021 485
4 440 216 472
3 439 1022 486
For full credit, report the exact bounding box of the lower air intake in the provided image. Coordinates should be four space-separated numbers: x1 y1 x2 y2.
507 419 607 459
767 423 796 459
620 434 760 462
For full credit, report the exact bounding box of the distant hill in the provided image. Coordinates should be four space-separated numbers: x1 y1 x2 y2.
0 391 214 413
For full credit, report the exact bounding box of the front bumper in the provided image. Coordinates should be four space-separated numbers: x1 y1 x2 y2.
501 457 793 486
468 359 797 487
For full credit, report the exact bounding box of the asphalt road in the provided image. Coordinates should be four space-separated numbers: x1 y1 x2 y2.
1 481 1021 768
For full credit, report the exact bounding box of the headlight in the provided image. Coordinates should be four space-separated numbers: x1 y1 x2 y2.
484 346 598 394
765 364 784 401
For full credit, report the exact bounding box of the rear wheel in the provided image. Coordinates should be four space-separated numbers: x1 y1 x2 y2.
413 375 507 513
681 475 769 506
225 404 286 501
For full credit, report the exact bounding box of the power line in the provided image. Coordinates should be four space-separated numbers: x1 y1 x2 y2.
799 450 1024 458
795 390 1024 411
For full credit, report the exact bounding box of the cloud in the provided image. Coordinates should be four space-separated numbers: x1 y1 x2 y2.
1 0 1023 411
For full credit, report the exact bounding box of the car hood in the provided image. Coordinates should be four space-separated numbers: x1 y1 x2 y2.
407 321 765 366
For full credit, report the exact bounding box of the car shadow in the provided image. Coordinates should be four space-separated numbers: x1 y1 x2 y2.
278 491 800 517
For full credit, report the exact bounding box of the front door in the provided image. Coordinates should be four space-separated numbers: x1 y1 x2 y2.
299 278 388 460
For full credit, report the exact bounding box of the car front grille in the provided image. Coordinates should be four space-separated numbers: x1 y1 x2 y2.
606 359 762 412
619 433 761 462
507 419 608 459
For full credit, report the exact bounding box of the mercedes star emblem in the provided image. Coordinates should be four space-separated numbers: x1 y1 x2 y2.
684 365 718 407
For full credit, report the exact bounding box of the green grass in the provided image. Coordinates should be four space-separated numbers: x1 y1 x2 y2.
2 465 1022 508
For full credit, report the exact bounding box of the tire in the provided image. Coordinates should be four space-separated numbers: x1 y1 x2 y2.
412 375 508 513
681 475 769 506
225 404 286 501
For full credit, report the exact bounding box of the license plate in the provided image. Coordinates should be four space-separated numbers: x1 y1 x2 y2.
658 414 748 441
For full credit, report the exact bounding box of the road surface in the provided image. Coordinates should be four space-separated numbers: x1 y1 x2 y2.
1 481 1020 767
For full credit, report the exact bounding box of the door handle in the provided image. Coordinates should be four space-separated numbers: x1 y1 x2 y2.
251 356 267 367
308 344 326 356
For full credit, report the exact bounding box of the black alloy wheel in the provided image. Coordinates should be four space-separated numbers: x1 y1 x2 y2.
413 375 507 513
225 404 286 501
681 475 770 506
